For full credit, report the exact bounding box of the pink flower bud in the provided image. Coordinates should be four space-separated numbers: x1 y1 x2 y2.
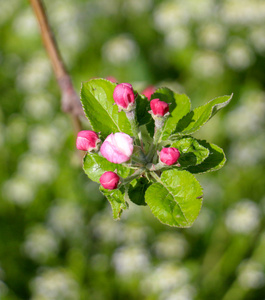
150 98 169 117
142 85 156 100
160 147 180 165
100 171 120 190
76 130 100 151
100 132 134 164
113 83 135 110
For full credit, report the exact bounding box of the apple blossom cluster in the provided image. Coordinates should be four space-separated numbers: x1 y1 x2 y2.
76 82 180 190
78 78 231 227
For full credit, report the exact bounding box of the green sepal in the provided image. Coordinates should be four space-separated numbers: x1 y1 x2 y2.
100 186 128 220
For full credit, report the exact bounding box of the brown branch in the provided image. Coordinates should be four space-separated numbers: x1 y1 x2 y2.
29 0 84 137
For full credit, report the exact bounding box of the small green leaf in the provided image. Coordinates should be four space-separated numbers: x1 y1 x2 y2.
151 88 191 140
80 79 133 138
171 137 209 167
83 153 133 183
135 94 152 126
128 177 150 206
173 94 233 136
100 186 128 220
145 170 203 227
187 141 226 174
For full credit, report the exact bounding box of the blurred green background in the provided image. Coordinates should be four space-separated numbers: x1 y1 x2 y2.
0 0 265 299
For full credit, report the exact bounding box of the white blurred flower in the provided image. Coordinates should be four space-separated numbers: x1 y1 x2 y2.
161 284 196 300
102 34 139 65
23 225 59 262
226 39 254 70
91 209 124 243
2 176 35 205
112 246 150 276
16 54 52 93
0 0 20 25
229 136 265 166
225 91 265 138
191 208 214 234
28 125 63 154
123 0 153 14
185 0 214 21
250 27 265 54
18 153 58 184
154 1 189 33
47 202 85 239
197 23 226 50
221 0 265 26
165 27 190 50
225 200 260 234
30 268 79 300
142 263 190 294
238 260 265 289
191 51 224 78
13 8 38 38
154 232 188 260
23 94 54 120
122 224 148 245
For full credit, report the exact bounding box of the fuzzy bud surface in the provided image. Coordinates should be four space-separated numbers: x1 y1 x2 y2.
100 171 120 190
76 130 100 151
150 98 169 116
160 147 180 165
100 132 134 164
113 83 135 110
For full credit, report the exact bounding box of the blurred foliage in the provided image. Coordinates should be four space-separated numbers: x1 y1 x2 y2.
0 0 265 299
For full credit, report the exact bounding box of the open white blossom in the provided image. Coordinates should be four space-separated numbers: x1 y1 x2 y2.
226 39 254 70
18 153 58 184
13 8 38 38
23 94 54 120
225 200 260 234
112 246 150 276
197 23 226 49
165 27 190 50
23 225 59 262
30 268 79 300
141 263 190 295
102 35 139 65
238 260 265 289
154 232 188 260
2 176 35 205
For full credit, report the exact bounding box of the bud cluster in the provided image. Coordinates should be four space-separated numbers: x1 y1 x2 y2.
77 82 181 190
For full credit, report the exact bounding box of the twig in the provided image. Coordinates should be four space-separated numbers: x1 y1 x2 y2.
29 0 84 137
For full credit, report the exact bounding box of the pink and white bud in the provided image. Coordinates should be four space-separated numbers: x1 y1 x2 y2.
100 132 134 164
160 147 180 165
150 98 169 117
76 130 100 152
100 171 120 190
142 85 156 100
113 83 135 110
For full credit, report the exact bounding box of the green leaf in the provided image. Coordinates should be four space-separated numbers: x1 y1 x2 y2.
187 140 226 174
145 170 203 227
100 186 128 220
171 137 209 167
151 88 191 140
83 153 133 183
128 177 150 206
135 94 152 126
80 79 133 138
173 94 233 136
